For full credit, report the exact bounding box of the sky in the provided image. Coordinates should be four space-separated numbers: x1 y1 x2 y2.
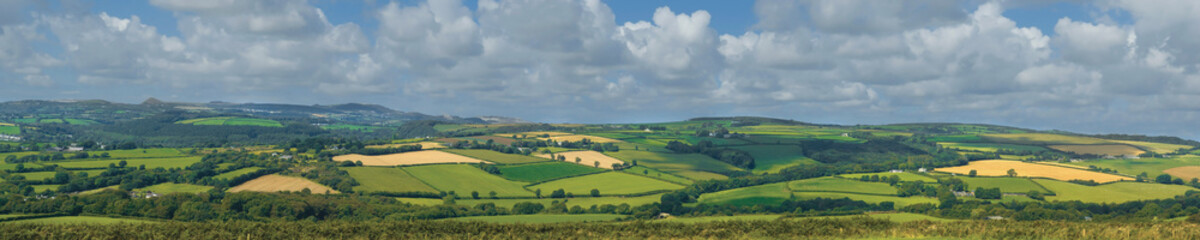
3 0 1200 139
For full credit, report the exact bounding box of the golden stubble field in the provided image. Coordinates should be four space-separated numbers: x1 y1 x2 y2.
1048 144 1144 156
537 151 625 169
937 160 1134 183
333 150 489 166
229 174 339 194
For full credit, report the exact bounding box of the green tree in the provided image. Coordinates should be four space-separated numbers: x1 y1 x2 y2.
1156 174 1174 184
1006 169 1017 177
590 189 600 197
550 189 566 198
471 191 480 199
512 202 545 214
489 191 498 199
968 170 977 177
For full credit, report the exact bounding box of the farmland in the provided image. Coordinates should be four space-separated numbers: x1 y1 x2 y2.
366 142 444 149
342 167 438 193
1 216 156 224
936 160 1133 183
791 192 938 207
839 172 936 182
1164 166 1200 181
698 182 791 206
213 167 264 180
53 156 202 170
604 150 739 180
456 194 665 209
984 133 1188 153
495 162 604 182
1064 155 1200 178
937 142 1047 153
320 124 380 132
730 145 818 174
137 183 213 194
403 164 534 197
1035 179 1195 203
539 135 622 143
659 215 783 223
788 177 898 195
620 166 693 185
228 174 339 194
0 122 17 135
538 151 624 169
1048 144 1144 156
529 172 683 195
958 177 1050 193
332 151 488 166
174 117 283 127
446 214 625 223
442 149 547 164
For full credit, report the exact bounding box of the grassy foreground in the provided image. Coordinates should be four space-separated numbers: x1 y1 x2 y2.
2 218 1200 239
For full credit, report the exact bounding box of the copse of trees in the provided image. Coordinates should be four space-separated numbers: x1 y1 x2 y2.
665 140 755 169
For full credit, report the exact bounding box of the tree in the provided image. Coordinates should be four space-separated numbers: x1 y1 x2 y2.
535 189 542 198
968 170 977 177
489 191 498 199
550 189 566 198
575 157 581 164
1006 169 1017 177
471 191 480 199
594 161 600 168
1156 174 1174 184
118 160 128 168
512 202 545 214
590 189 600 197
1137 172 1149 182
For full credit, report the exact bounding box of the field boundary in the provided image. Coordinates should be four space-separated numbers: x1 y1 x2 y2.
516 169 612 186
618 167 694 185
398 167 444 194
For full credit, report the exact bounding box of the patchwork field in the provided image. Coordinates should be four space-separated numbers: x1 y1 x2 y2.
936 160 1133 183
698 182 791 206
442 149 547 164
621 166 693 185
0 122 18 135
1034 179 1194 203
333 151 488 166
495 162 605 182
958 177 1050 193
937 142 1047 153
394 197 444 206
446 214 626 223
175 117 282 127
1164 166 1200 181
1111 140 1190 153
137 183 213 194
1048 144 1144 156
342 167 438 193
839 172 936 182
228 174 339 194
529 172 683 196
320 124 380 132
789 177 898 195
366 142 444 149
731 145 818 174
504 131 573 137
1 216 156 224
1064 156 1200 179
605 150 739 180
91 148 189 159
457 194 664 209
660 215 783 223
214 167 264 180
403 164 533 197
53 156 202 170
539 135 622 143
791 192 938 207
984 133 1189 153
538 151 624 169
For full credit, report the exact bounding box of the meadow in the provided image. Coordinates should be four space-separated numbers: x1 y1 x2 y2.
90 148 189 159
539 135 623 143
495 162 604 182
958 177 1050 193
791 192 938 207
174 117 282 127
53 156 202 170
366 142 444 149
984 133 1188 153
730 145 818 174
137 183 213 194
839 172 936 182
605 150 739 180
937 142 1047 153
1049 144 1144 156
619 166 694 185
0 122 18 135
936 160 1133 183
0 216 156 224
794 212 952 223
228 174 339 194
788 177 898 195
456 194 665 209
442 149 547 164
446 214 626 223
332 151 488 166
529 172 683 196
403 164 534 197
658 215 783 223
213 167 264 180
697 182 791 206
341 167 438 193
1035 179 1194 203
538 151 624 169
1065 155 1200 179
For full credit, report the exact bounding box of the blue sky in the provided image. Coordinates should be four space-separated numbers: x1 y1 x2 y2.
4 0 1200 139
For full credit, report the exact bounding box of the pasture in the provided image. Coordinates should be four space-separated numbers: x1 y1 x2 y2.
213 167 264 180
1 216 155 224
90 148 189 159
446 214 625 224
529 172 683 196
320 124 380 132
503 131 573 137
1048 144 1144 156
698 182 791 206
495 162 604 182
839 172 936 182
403 164 534 197
53 156 202 170
936 160 1133 183
938 142 1047 153
539 135 622 143
984 133 1188 153
620 166 694 185
789 177 898 195
394 197 443 206
537 151 624 169
1034 179 1194 203
228 174 339 194
791 192 938 207
605 150 739 180
1164 166 1200 181
332 151 488 166
1064 155 1200 179
1111 140 1190 153
442 149 547 164
958 177 1050 193
0 123 17 135
730 145 818 174
137 183 213 194
342 167 438 193
365 142 444 149
795 213 953 223
457 194 664 209
660 215 783 223
175 117 282 127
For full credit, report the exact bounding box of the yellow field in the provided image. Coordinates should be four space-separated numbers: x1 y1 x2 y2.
936 160 1133 183
365 142 445 149
985 133 1189 154
229 174 339 194
1164 166 1200 181
1112 140 1190 153
0 122 13 126
539 135 622 143
332 150 489 166
537 151 625 169
1048 145 1144 156
499 131 573 137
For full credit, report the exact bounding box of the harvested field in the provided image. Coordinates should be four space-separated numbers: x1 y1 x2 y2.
537 151 624 169
463 136 517 145
1048 144 1144 156
502 132 573 137
539 135 622 143
365 142 444 149
1164 166 1200 181
332 151 488 166
229 174 339 194
936 160 1133 183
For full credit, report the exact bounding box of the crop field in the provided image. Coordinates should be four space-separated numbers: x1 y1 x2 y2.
1048 144 1144 156
925 135 983 142
228 174 339 194
32 185 60 192
789 177 898 195
958 177 1050 193
698 182 791 206
936 160 1133 183
332 151 488 166
1111 140 1190 153
342 167 438 193
138 183 213 194
839 172 936 182
394 197 443 206
175 117 282 127
579 132 639 139
366 142 444 149
983 133 1185 153
461 136 518 145
21 118 99 125
446 214 626 224
659 215 783 223
320 124 380 132
495 162 604 182
442 149 547 164
403 164 533 197
91 148 189 159
539 135 622 143
1164 166 1200 181
1034 179 1194 203
457 193 664 209
53 156 202 170
0 122 18 135
503 131 574 137
1064 155 1200 179
529 172 683 196
1 216 156 224
731 145 818 174
214 167 264 180
605 150 739 180
791 192 938 207
537 151 624 169
938 142 1047 153
620 166 693 185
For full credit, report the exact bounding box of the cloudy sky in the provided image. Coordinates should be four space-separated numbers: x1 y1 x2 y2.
2 0 1200 138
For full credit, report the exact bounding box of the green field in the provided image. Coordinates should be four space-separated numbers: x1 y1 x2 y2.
457 193 664 209
342 167 438 193
789 177 898 195
1 216 155 224
432 124 470 132
91 148 188 159
938 142 1047 153
20 118 99 125
395 197 444 206
53 156 201 170
731 145 819 174
0 123 18 135
175 117 282 127
605 150 739 180
529 172 683 196
1035 179 1194 203
792 192 938 207
925 135 982 142
32 185 61 193
137 183 213 194
959 177 1050 193
14 171 58 181
446 214 625 223
320 124 380 132
839 172 936 182
659 215 783 223
698 182 791 206
404 164 534 197
620 166 693 185
495 162 605 182
1065 156 1200 179
441 149 548 164
214 167 264 180
795 212 953 223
